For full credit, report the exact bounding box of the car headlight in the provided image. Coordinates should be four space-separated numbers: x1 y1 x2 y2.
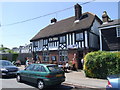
0 68 8 71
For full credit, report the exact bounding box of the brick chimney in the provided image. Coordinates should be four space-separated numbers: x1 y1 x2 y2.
74 3 82 20
102 11 111 23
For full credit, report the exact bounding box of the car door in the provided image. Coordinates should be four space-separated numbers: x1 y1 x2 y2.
20 64 35 82
26 65 40 84
28 65 47 84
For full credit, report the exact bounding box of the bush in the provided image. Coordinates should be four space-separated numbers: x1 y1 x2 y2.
2 56 8 60
84 51 120 79
12 54 18 61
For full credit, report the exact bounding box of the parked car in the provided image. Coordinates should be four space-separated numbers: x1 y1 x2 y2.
106 74 120 89
16 64 65 89
0 60 19 77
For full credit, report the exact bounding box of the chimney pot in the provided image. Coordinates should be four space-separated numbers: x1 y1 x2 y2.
102 11 111 23
51 18 57 23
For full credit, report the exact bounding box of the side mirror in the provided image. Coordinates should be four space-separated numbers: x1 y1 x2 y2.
24 67 27 70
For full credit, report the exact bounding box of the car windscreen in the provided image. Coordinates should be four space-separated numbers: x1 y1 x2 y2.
2 61 13 66
47 65 63 72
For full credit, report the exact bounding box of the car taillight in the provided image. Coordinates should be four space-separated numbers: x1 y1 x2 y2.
45 75 53 78
108 80 112 87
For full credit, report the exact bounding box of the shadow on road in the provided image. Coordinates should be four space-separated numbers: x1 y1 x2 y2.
8 81 74 90
1 76 16 79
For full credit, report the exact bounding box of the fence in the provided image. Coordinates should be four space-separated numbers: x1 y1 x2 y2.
0 53 32 65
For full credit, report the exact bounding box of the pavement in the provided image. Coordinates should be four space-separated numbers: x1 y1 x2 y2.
18 65 107 89
64 70 107 88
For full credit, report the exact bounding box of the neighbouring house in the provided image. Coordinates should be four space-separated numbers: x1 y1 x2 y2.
12 47 19 53
12 44 32 53
99 11 120 51
30 4 102 69
19 44 32 53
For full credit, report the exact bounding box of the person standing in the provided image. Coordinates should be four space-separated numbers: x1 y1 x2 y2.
72 53 77 71
65 62 69 72
26 57 29 67
81 58 84 69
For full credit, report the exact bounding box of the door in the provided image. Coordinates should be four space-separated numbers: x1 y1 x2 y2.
77 51 83 69
21 64 35 82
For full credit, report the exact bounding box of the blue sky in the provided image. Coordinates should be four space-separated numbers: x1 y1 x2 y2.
0 1 119 49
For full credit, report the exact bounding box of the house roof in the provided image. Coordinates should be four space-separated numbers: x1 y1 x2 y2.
99 19 120 28
30 12 102 41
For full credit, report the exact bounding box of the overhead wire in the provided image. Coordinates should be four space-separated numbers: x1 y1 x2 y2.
0 0 96 27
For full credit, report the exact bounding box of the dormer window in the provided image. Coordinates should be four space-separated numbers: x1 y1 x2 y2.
80 14 88 20
116 27 120 37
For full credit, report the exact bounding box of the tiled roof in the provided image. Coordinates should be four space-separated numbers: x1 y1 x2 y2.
30 12 102 41
99 19 120 28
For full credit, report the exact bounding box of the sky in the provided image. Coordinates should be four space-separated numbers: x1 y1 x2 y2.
0 1 119 49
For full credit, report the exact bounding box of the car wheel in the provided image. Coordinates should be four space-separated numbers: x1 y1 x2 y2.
16 75 22 82
37 80 45 90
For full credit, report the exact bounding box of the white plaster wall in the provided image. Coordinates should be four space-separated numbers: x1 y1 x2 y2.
91 19 101 35
90 19 101 48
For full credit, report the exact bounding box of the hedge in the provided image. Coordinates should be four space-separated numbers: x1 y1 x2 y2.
12 54 18 61
83 51 120 79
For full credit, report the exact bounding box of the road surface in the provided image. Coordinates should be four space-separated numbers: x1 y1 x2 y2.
1 76 81 90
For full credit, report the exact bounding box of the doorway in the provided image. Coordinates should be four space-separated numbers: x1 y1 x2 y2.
77 51 83 69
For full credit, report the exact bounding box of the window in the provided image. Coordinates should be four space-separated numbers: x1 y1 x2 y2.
80 14 88 20
33 65 46 72
59 51 68 62
49 37 58 42
60 36 66 43
43 51 49 61
33 65 41 71
117 27 120 37
43 39 48 45
47 65 62 72
26 64 35 71
33 41 38 47
41 66 46 72
51 56 56 61
2 61 13 66
76 33 83 41
49 37 58 47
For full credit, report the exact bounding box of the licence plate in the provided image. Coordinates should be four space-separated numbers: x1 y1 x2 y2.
56 74 63 77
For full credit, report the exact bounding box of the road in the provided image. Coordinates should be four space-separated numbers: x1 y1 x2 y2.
0 76 82 90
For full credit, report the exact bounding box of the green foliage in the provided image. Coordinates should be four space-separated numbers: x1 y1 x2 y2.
12 54 18 61
84 51 120 79
2 56 8 60
0 45 17 54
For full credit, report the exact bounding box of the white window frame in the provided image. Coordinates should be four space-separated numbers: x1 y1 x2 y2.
59 50 68 62
116 27 120 37
60 36 66 43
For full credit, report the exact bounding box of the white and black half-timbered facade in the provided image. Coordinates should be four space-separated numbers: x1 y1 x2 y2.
30 4 102 69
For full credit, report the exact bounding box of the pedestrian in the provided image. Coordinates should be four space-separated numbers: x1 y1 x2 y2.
58 62 63 68
15 60 21 66
81 58 84 66
81 58 84 69
26 57 30 67
72 53 77 71
64 62 69 72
